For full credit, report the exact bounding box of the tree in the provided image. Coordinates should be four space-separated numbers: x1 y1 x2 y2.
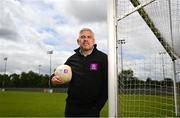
118 69 135 92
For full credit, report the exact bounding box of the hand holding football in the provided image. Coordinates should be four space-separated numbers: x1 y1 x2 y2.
54 65 72 83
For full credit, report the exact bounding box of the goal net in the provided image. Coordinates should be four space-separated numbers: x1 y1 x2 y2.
108 0 180 117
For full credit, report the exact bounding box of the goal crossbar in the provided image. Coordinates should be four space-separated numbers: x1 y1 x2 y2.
117 0 178 61
117 0 156 21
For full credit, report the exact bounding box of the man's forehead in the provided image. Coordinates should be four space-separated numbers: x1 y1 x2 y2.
80 31 92 35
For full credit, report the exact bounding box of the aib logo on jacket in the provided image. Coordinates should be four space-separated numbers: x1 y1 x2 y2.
90 63 98 71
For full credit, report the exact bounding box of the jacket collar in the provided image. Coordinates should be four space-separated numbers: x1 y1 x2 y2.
74 44 97 55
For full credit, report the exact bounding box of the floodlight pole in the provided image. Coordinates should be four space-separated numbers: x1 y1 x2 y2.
47 50 53 89
2 57 7 91
118 39 126 72
4 57 8 74
38 64 42 75
159 52 166 79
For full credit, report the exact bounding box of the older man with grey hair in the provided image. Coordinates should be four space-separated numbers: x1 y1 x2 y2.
51 28 108 117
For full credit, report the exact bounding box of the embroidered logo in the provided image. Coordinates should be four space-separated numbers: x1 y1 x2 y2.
90 63 98 71
64 69 69 73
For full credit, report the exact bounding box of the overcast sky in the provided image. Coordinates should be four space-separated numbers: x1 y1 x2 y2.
0 0 179 81
0 0 108 75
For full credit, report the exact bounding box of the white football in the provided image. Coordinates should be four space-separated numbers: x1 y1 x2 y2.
54 65 72 83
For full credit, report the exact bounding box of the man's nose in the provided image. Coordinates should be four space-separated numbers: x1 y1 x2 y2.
84 37 89 41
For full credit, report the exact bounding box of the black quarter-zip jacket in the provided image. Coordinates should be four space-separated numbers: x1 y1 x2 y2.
65 44 108 111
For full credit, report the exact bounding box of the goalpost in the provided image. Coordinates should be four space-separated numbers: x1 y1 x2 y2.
107 0 117 116
108 0 180 117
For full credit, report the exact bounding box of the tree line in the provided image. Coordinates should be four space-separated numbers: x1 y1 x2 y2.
118 69 180 89
0 69 179 89
0 71 67 88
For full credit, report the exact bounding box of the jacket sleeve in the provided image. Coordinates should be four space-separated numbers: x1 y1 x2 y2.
94 55 108 111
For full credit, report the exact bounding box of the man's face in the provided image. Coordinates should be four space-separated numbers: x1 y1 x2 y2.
77 31 95 51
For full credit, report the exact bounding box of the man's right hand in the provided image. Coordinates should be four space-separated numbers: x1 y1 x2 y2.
51 76 65 86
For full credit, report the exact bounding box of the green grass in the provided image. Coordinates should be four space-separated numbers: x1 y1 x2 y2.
0 91 108 117
0 91 177 117
119 95 176 117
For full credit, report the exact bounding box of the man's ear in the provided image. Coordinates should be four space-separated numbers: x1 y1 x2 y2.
77 39 80 45
93 38 96 45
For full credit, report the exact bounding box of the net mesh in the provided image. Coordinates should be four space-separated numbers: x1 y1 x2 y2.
116 0 180 117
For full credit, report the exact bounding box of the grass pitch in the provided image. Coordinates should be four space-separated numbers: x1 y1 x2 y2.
119 95 176 117
0 91 108 117
0 91 176 117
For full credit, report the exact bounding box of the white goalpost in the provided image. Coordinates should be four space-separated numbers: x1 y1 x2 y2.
107 0 118 116
108 0 180 117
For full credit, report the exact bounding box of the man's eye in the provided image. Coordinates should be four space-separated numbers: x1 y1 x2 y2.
80 36 86 38
80 35 92 39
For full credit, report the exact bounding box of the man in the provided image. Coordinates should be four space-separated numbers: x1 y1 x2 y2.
51 28 108 117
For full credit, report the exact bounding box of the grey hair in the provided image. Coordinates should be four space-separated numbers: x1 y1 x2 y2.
79 28 94 37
